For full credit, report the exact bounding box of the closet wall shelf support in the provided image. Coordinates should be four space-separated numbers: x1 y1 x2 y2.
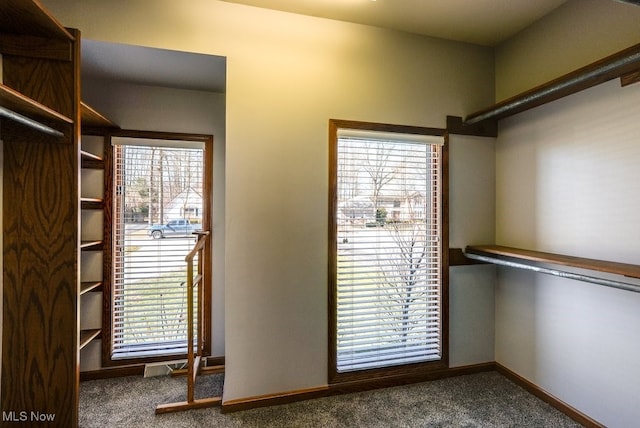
465 245 640 294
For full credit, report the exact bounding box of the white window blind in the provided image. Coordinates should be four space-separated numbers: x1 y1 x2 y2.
112 144 204 360
335 129 443 372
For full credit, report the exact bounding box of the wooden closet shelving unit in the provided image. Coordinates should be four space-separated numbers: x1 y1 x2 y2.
79 117 117 354
1 1 80 426
1 1 117 426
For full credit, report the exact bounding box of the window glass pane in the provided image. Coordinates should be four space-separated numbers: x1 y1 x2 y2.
112 145 204 359
335 132 442 372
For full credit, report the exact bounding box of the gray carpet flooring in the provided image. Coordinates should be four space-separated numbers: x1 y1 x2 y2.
79 371 583 427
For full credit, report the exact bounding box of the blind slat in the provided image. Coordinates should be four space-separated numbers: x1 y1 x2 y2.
335 130 442 372
112 144 204 359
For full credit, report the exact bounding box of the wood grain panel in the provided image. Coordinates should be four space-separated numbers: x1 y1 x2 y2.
0 83 72 126
1 25 80 427
2 121 78 426
101 134 115 367
0 33 72 61
3 55 75 118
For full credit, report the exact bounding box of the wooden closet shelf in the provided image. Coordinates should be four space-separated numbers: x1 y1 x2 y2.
81 198 104 210
81 101 119 129
465 245 640 279
80 240 103 251
79 329 101 350
81 157 105 170
0 83 73 125
81 149 103 162
0 0 74 41
80 281 103 295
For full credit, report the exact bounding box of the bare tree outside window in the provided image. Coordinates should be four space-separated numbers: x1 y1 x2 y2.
333 127 443 373
362 142 397 209
112 144 205 360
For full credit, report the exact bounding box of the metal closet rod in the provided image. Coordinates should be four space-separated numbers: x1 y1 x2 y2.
464 252 640 294
0 106 64 137
464 44 640 125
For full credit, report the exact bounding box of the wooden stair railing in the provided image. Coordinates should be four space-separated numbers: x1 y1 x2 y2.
156 231 223 413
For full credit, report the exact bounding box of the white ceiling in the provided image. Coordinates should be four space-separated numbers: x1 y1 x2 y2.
220 0 568 47
82 0 575 94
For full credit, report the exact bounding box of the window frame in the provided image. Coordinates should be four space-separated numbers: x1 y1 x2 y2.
328 119 449 384
101 129 214 367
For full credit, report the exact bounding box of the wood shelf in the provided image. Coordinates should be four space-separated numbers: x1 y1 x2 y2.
81 156 104 170
79 109 108 386
80 281 103 295
0 83 72 127
81 197 104 210
0 0 74 41
81 101 119 129
81 149 103 162
79 329 101 350
80 240 103 251
465 245 640 279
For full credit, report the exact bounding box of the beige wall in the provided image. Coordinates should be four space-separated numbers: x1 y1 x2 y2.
448 135 496 368
495 78 640 427
494 7 640 423
41 0 495 402
495 0 640 101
